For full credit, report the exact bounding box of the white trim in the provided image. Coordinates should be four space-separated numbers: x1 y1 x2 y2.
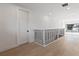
34 42 45 47
16 7 31 46
43 30 46 47
44 38 59 47
34 37 63 47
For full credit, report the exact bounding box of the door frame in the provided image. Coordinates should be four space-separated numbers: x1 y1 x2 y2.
16 8 31 45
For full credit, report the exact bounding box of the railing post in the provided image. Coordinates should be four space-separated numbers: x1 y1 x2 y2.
43 30 46 47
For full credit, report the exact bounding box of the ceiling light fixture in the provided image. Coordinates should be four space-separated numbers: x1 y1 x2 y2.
62 3 70 10
62 3 68 7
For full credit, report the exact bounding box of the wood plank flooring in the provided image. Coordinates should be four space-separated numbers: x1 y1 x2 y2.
0 36 79 56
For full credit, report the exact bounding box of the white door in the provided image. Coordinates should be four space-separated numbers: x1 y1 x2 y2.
17 9 28 45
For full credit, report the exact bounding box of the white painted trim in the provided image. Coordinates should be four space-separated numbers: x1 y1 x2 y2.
43 30 45 47
45 37 64 47
34 42 45 47
34 37 63 47
16 7 31 46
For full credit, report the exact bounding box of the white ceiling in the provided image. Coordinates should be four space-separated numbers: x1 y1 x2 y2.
15 3 79 16
15 3 63 11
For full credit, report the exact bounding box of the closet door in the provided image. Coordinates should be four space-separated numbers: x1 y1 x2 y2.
17 9 28 45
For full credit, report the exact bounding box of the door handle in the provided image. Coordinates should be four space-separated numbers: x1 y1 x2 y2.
27 30 29 32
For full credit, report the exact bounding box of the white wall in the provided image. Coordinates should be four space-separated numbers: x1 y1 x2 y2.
0 4 33 52
24 3 79 29
25 3 65 29
0 4 18 52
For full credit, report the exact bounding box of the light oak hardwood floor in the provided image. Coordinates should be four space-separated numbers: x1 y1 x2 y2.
0 36 79 56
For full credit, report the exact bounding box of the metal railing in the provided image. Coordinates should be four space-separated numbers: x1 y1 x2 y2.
34 29 64 47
